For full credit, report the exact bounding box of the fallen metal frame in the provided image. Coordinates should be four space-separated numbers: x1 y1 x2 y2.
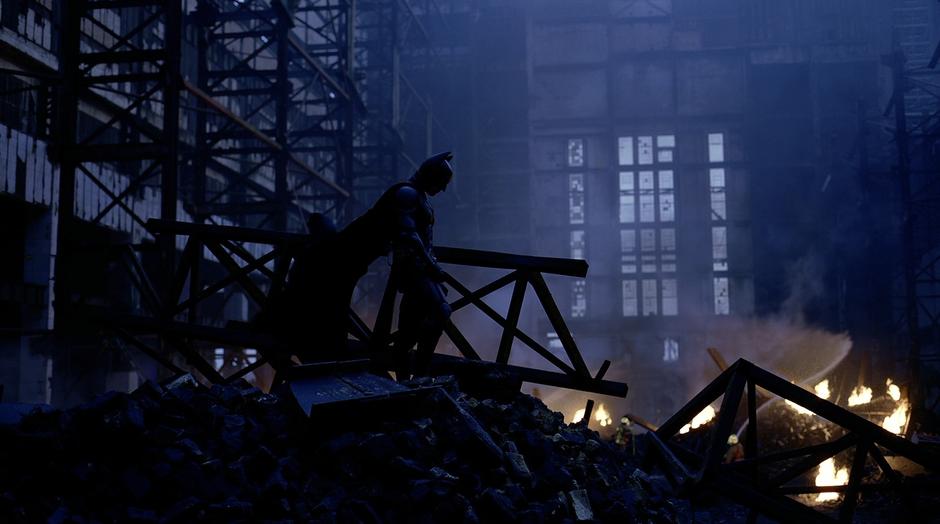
644 359 940 524
100 219 626 398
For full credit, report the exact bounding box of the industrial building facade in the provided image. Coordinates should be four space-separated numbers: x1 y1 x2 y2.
1 0 939 427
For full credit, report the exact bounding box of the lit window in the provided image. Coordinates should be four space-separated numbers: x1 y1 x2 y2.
214 348 225 370
619 172 635 223
620 230 637 273
714 277 730 315
710 168 726 221
569 174 584 224
708 133 724 163
658 170 675 222
570 230 586 259
641 229 657 273
622 280 638 317
572 280 587 317
638 136 654 165
712 226 728 271
639 171 655 222
662 278 678 316
663 338 679 362
642 279 658 315
661 228 676 272
657 135 675 148
567 138 585 167
618 137 634 166
547 332 563 351
245 348 258 364
657 135 675 163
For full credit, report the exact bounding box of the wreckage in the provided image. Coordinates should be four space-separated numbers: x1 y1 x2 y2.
5 219 939 522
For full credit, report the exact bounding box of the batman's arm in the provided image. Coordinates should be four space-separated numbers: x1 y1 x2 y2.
394 186 446 281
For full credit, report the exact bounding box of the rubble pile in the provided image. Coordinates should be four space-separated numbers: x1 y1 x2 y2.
0 374 680 523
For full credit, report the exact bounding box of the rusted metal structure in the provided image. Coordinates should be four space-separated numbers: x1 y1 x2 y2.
643 359 940 523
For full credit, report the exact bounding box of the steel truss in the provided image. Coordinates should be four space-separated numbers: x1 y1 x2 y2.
56 0 185 317
644 359 940 524
190 0 353 235
350 0 456 216
886 44 940 425
20 0 462 393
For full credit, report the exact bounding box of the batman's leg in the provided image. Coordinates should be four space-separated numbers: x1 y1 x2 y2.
413 279 451 376
393 290 420 380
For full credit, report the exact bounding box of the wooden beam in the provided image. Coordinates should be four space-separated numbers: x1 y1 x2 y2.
657 362 739 438
443 274 577 375
746 360 940 471
528 273 590 378
496 276 528 364
204 242 269 308
442 321 482 360
426 354 628 398
436 246 588 277
699 366 747 483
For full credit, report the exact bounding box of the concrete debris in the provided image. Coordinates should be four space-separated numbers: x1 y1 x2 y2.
0 374 681 523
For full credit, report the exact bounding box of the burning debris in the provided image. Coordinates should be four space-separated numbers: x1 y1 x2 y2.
643 359 940 523
814 458 849 503
571 402 613 428
678 406 716 435
0 374 680 523
847 386 873 407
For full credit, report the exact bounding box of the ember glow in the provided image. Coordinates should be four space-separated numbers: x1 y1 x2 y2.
815 458 849 502
679 405 716 434
847 385 873 406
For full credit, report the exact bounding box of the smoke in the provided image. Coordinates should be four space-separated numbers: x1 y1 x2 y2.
780 253 826 325
686 252 852 398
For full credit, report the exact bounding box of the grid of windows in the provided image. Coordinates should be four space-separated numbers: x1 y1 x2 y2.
568 140 587 317
619 135 678 317
709 133 730 315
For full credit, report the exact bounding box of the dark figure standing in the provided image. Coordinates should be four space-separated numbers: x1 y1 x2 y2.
256 213 347 364
340 152 455 379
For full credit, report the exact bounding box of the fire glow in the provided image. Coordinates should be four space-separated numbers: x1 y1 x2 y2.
880 378 908 435
847 385 872 406
815 458 849 502
886 379 901 402
679 405 716 434
785 379 831 415
571 403 613 427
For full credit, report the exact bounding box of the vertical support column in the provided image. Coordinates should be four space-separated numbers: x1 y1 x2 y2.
892 48 921 427
161 0 182 307
53 0 83 328
274 6 291 233
190 1 211 324
340 0 357 224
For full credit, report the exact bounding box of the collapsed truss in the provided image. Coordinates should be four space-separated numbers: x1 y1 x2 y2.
644 359 940 524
